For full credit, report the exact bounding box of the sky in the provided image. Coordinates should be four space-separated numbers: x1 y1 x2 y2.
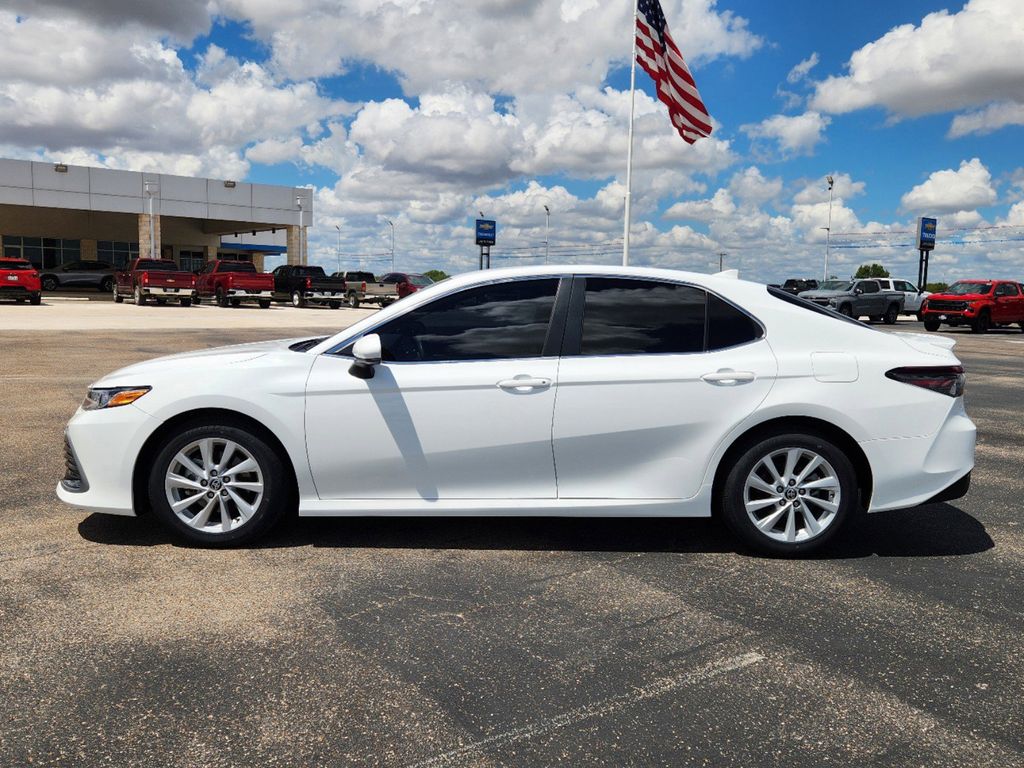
1 0 1023 283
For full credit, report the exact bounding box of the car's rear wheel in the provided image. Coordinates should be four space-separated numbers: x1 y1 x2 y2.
193 294 202 305
134 285 147 305
216 288 228 308
719 433 858 556
114 285 124 303
179 297 192 307
99 277 114 293
971 310 990 334
29 293 41 305
291 290 306 308
258 299 271 309
347 292 360 308
883 304 899 324
329 301 341 309
148 424 291 546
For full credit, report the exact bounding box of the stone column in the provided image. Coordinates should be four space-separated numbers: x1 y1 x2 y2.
81 239 98 261
138 213 161 259
286 225 304 265
252 253 265 272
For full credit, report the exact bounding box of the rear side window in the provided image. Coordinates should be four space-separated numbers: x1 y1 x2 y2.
995 283 1020 297
375 278 559 362
707 294 763 350
580 278 705 355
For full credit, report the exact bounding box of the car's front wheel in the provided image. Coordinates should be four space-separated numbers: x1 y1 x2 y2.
923 319 940 332
41 276 58 291
148 424 291 546
719 433 858 556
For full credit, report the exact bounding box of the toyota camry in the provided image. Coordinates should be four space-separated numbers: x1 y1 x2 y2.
57 266 976 555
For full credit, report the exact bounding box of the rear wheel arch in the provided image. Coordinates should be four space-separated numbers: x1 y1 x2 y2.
711 416 873 515
132 408 298 517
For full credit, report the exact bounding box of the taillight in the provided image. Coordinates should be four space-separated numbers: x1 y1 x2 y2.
191 276 197 288
142 273 149 285
305 277 312 289
361 281 367 291
886 366 965 397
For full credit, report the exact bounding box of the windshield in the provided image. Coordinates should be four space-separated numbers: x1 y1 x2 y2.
818 280 852 291
409 274 433 286
0 260 34 271
136 260 179 271
219 262 256 273
946 281 992 295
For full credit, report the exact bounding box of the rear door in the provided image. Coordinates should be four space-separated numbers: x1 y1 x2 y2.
993 282 1022 323
551 276 777 501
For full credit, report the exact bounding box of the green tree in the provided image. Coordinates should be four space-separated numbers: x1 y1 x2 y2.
423 269 449 282
925 281 949 293
854 263 890 279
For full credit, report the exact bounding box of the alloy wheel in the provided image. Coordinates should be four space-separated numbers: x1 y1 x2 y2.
164 437 265 534
743 447 841 544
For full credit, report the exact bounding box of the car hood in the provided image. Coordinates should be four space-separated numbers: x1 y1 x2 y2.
928 292 990 301
92 337 315 387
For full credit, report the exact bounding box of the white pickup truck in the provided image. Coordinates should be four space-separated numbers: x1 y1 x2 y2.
333 270 399 308
874 278 931 316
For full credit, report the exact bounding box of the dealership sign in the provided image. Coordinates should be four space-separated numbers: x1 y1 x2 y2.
917 217 937 251
475 219 496 246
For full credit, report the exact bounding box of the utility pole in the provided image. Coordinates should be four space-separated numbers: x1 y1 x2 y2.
718 252 726 272
543 205 550 263
334 225 342 273
824 175 834 281
385 219 395 271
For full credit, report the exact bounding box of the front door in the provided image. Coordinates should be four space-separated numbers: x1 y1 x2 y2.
305 277 564 499
552 277 777 500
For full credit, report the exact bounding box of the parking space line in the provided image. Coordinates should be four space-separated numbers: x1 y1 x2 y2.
404 651 764 768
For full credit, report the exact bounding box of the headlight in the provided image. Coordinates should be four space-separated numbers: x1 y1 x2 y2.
82 386 151 411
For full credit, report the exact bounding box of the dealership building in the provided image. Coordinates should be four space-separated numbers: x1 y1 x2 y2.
0 158 312 273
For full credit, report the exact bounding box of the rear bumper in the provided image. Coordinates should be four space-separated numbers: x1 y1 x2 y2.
0 285 39 296
142 286 190 296
920 470 971 506
861 399 976 512
304 291 344 302
226 289 273 300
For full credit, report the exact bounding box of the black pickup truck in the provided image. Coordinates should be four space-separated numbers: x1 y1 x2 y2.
271 265 347 308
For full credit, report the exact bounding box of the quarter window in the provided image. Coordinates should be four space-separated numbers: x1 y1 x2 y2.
580 278 706 355
374 278 559 362
707 293 763 350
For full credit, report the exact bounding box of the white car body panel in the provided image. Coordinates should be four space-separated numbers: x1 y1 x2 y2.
56 265 976 524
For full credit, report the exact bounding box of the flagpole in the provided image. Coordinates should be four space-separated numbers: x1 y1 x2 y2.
622 0 639 267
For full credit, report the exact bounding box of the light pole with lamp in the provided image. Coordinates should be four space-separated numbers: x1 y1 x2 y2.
823 175 834 281
543 204 550 263
334 225 342 273
385 219 395 271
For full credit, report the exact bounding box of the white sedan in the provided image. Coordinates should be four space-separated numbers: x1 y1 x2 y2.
57 266 976 555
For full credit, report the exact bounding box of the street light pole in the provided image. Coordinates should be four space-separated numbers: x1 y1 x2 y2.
824 175 834 282
334 225 341 273
543 205 550 263
385 219 395 271
718 252 726 272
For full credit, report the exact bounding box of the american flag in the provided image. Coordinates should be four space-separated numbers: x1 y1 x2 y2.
635 0 713 144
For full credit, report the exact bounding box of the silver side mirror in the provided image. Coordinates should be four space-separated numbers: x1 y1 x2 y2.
349 334 381 379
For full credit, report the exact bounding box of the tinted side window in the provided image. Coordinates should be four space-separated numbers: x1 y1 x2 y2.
376 278 559 362
707 294 763 350
580 278 705 355
860 281 879 293
995 283 1019 297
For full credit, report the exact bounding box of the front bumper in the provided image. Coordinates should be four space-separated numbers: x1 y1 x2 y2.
861 398 976 512
56 404 160 516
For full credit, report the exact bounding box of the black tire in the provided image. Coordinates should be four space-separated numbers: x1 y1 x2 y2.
114 286 124 303
258 299 271 309
291 290 306 308
41 276 58 292
216 288 228 308
347 292 360 308
230 298 241 308
883 304 899 325
329 301 341 309
15 297 25 304
970 310 990 334
837 304 853 318
923 319 940 332
134 285 147 306
156 298 168 306
29 293 41 305
193 294 202 305
179 297 192 307
147 423 292 547
99 276 114 293
1019 322 1024 333
718 432 859 556
869 315 882 323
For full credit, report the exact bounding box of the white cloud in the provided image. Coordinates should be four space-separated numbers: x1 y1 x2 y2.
741 111 830 157
948 101 1024 138
728 166 783 207
787 52 819 84
663 189 736 222
811 0 1024 137
900 158 997 214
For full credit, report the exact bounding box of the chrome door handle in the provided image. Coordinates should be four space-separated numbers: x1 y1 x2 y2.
497 377 552 391
701 369 755 385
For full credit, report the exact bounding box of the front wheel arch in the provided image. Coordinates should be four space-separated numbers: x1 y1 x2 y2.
710 416 873 517
132 408 298 517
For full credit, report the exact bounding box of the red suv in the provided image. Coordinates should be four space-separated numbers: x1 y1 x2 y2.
921 280 1024 333
0 258 42 304
381 272 434 299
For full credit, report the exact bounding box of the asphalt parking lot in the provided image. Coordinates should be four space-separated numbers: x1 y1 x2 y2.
2 316 1023 767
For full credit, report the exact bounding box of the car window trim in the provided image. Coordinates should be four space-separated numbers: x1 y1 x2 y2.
559 274 766 358
325 274 572 360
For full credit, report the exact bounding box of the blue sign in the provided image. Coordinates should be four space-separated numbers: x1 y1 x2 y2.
475 219 496 246
917 217 937 251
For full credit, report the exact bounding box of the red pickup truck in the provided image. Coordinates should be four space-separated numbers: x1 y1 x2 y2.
0 258 42 304
921 279 1024 333
194 260 274 308
115 258 196 307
